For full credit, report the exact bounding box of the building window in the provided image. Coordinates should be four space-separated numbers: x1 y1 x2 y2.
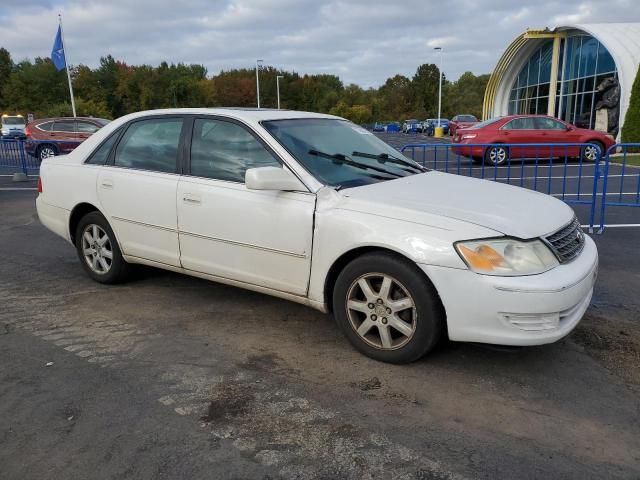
508 33 617 129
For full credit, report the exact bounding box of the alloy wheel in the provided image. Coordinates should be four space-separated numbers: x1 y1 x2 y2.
39 147 56 161
345 273 417 350
584 145 599 161
488 146 507 165
81 224 113 274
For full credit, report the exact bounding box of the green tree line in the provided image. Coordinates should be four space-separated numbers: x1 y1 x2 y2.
0 47 489 124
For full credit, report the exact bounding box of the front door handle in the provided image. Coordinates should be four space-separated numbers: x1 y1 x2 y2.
101 179 114 189
183 193 201 205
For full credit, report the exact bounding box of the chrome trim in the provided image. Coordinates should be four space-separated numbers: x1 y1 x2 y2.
112 216 307 258
179 230 307 258
111 216 177 233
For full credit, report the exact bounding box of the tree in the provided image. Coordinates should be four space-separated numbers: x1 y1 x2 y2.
621 67 640 144
0 47 13 107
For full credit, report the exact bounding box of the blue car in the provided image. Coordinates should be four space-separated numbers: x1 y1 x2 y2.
424 118 450 135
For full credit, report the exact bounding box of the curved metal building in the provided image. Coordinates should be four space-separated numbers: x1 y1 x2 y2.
483 23 640 138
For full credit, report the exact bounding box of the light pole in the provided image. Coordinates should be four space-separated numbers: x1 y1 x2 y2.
276 75 284 109
434 47 443 130
255 59 263 108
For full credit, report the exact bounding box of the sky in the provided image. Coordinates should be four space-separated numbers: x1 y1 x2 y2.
0 0 638 87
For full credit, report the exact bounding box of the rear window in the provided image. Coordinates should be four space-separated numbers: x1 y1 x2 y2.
37 122 54 131
471 117 504 129
53 120 75 132
457 115 477 122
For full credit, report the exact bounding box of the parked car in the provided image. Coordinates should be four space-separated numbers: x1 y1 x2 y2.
424 118 450 135
36 108 597 364
402 119 421 133
452 115 616 165
449 114 478 136
421 120 435 136
25 117 111 161
1 114 26 139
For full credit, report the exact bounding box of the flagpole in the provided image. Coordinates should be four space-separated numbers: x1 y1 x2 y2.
58 14 76 117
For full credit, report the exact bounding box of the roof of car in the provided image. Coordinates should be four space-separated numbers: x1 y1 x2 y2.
111 108 340 123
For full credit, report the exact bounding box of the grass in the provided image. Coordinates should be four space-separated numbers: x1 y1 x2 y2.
609 153 640 166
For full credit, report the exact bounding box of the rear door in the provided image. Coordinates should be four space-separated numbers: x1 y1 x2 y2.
75 120 101 144
499 117 538 158
97 116 185 266
50 120 77 153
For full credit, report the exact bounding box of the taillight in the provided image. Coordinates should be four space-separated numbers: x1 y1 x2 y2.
37 177 42 193
25 126 32 137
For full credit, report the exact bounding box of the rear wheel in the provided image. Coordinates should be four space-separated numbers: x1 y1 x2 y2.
37 144 57 162
75 211 131 284
484 144 509 166
332 252 445 363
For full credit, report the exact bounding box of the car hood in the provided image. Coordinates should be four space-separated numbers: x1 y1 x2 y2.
339 171 575 239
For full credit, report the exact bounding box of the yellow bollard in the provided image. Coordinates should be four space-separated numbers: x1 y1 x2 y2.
434 126 444 138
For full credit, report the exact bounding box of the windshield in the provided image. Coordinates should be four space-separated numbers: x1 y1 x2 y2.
470 117 503 129
2 117 25 125
458 115 477 122
262 118 425 189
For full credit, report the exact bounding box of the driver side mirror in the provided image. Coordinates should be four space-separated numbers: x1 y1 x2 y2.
245 166 307 192
566 124 575 131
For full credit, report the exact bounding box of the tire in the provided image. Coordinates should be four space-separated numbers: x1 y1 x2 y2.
332 252 445 363
75 211 131 284
484 144 509 166
582 141 604 162
37 144 58 162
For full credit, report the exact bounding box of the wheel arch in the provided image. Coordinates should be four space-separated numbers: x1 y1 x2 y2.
68 202 103 245
323 245 444 316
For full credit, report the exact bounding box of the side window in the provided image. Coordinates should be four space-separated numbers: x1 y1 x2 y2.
503 117 536 130
85 130 121 165
38 122 54 131
77 121 100 133
53 120 76 132
536 117 567 130
190 118 280 182
114 118 183 173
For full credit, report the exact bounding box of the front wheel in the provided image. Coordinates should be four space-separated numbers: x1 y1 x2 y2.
484 144 509 166
75 211 131 284
332 252 445 363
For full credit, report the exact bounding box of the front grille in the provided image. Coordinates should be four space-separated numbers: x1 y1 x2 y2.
545 217 585 263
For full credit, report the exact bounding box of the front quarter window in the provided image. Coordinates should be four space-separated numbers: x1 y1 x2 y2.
262 118 424 189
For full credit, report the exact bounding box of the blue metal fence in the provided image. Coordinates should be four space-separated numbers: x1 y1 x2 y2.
597 143 640 232
0 139 39 175
400 142 602 231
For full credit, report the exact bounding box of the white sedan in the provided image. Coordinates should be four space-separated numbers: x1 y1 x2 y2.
36 108 598 363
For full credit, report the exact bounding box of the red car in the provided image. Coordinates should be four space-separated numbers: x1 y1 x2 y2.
25 117 110 161
449 114 478 136
452 115 616 165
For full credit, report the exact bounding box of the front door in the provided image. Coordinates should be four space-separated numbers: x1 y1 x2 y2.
97 116 185 267
177 117 315 295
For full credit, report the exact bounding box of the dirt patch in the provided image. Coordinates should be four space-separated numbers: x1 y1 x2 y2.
351 376 382 391
571 313 640 386
201 383 254 423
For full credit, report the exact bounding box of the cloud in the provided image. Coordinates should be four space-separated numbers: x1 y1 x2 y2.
0 0 637 87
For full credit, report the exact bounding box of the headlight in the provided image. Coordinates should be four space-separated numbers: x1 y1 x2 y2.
455 238 559 276
461 134 477 139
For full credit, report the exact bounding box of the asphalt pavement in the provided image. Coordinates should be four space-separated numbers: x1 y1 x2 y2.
1 187 639 479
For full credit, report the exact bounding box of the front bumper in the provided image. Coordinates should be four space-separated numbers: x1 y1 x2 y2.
420 235 598 346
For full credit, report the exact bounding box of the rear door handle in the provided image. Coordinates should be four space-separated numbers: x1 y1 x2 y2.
101 179 114 189
183 193 201 205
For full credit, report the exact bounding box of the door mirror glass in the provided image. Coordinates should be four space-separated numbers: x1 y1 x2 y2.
245 166 306 191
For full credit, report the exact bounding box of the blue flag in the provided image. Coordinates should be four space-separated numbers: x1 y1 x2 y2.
51 25 66 71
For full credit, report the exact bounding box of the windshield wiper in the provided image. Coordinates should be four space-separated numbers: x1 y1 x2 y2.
351 151 427 173
308 150 403 178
